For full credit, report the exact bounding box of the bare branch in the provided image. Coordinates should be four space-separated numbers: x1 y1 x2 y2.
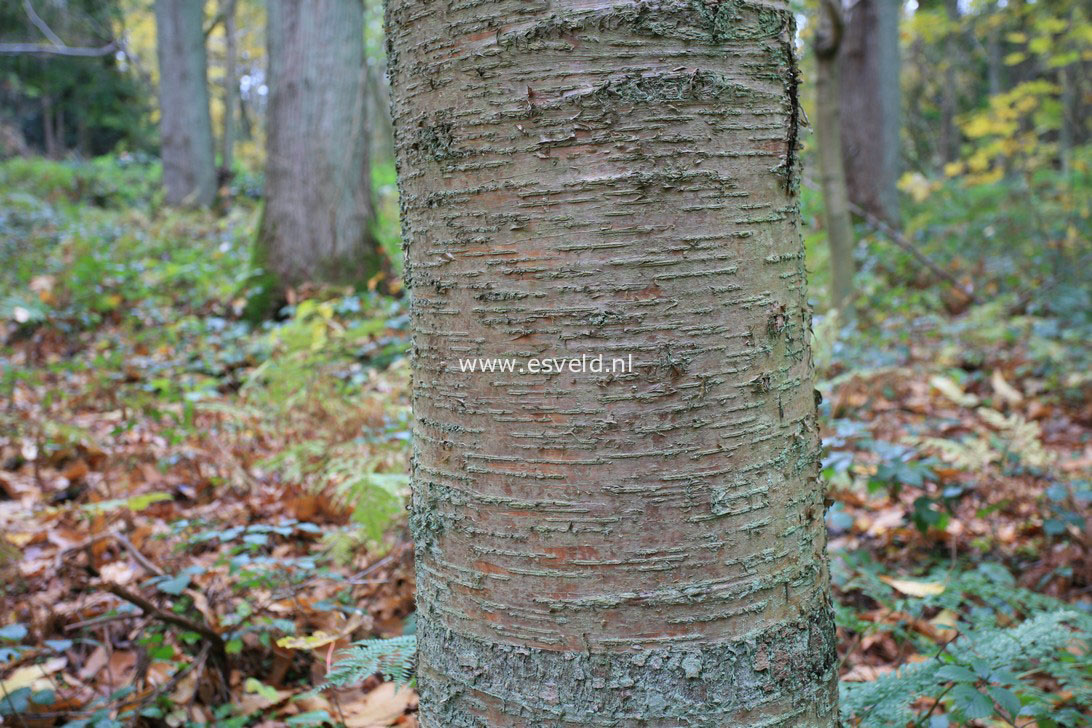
801 175 975 301
1 1 120 57
0 40 118 56
204 11 225 39
23 0 64 47
847 199 974 300
103 582 225 652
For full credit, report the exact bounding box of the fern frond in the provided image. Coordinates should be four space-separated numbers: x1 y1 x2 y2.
320 635 418 690
840 610 1091 726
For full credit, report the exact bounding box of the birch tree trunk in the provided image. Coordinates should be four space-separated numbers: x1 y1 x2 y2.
256 0 381 289
154 0 216 208
386 1 839 725
815 0 857 314
839 0 901 225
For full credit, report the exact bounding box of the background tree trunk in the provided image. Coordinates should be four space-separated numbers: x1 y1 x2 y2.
154 0 215 208
364 60 394 168
42 96 57 159
815 0 857 314
219 0 237 176
985 1 1003 98
386 1 839 725
938 0 961 165
256 0 381 290
839 0 901 225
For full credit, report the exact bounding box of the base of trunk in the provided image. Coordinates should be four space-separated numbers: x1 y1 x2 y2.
417 605 838 727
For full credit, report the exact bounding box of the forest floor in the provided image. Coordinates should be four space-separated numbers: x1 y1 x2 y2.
1 158 1090 727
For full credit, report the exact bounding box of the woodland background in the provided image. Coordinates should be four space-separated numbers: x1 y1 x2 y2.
0 0 1090 726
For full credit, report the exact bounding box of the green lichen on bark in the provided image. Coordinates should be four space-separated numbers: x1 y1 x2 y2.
385 0 837 724
416 603 838 726
692 0 791 42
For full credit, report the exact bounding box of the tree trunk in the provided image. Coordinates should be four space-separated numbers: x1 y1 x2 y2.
219 0 237 175
386 1 839 725
42 96 57 159
839 0 901 225
154 0 216 208
938 0 961 165
1059 64 1073 179
365 59 395 167
256 0 381 290
985 2 1003 98
815 0 857 314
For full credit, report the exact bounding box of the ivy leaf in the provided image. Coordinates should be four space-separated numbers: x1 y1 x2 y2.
0 624 27 642
157 573 191 595
0 687 31 716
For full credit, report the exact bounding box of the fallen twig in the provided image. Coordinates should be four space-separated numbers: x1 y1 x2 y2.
103 581 231 691
114 531 165 577
103 582 224 652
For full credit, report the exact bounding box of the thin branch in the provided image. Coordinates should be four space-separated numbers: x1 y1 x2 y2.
849 199 974 299
114 531 165 577
914 682 955 727
0 41 118 57
64 612 143 632
103 582 224 652
138 643 211 714
801 175 975 301
0 679 30 728
204 11 225 39
5 0 120 57
104 580 233 694
22 0 63 46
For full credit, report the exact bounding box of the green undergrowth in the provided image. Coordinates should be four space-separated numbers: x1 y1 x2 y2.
3 155 1089 726
0 156 413 552
836 557 1092 726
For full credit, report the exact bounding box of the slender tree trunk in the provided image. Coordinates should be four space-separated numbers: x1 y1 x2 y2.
839 0 901 225
1059 64 1073 179
815 0 856 314
42 96 56 159
219 0 237 175
256 0 381 290
154 0 216 208
238 93 253 141
985 2 1003 98
54 106 64 156
938 0 961 165
387 1 839 725
365 60 395 167
77 115 89 157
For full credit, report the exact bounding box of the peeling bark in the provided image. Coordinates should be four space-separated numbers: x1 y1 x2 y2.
386 1 838 724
